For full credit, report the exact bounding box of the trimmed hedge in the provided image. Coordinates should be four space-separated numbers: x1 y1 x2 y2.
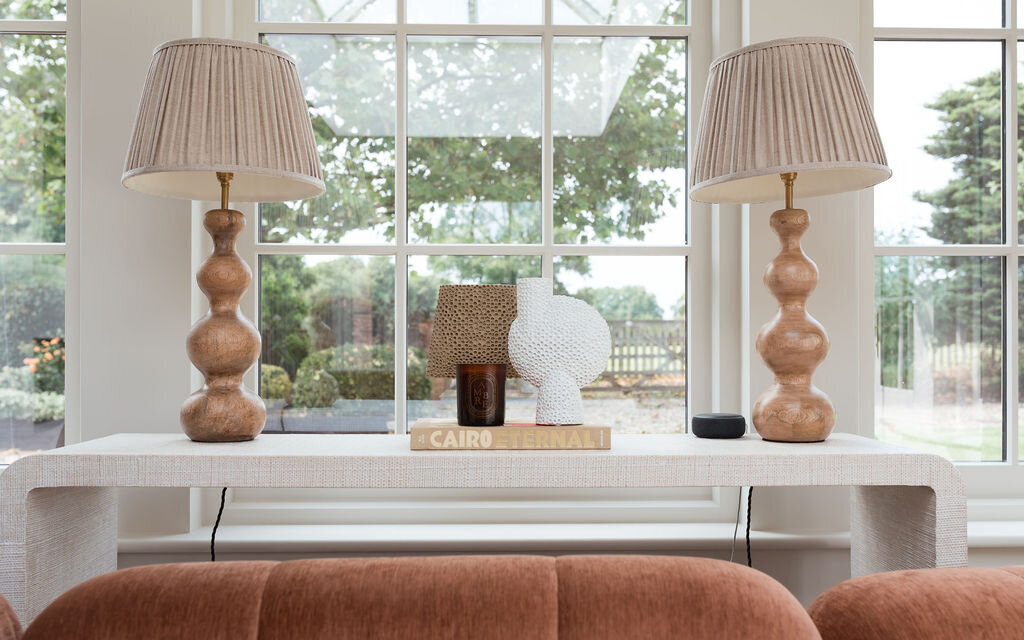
260 364 292 400
292 367 339 408
295 344 430 402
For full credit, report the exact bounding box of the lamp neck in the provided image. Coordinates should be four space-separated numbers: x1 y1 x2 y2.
216 171 234 210
780 172 796 209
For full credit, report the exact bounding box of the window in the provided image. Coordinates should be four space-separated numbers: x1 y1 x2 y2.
0 1 68 463
872 3 1019 464
252 0 692 436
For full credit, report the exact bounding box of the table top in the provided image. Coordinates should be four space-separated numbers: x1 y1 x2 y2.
1 432 962 494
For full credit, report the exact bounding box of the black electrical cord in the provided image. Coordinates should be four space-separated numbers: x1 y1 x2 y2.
211 487 227 562
745 486 753 567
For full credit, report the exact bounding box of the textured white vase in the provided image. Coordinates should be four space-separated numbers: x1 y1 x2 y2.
508 277 611 425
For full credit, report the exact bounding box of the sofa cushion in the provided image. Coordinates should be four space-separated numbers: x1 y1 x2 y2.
808 566 1024 640
556 555 821 639
23 561 276 639
256 556 558 639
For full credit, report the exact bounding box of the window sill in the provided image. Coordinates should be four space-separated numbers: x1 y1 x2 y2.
119 522 852 555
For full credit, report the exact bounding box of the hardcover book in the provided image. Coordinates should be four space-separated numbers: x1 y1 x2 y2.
410 418 611 451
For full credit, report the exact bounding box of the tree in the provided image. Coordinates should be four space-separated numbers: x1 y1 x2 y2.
575 285 663 320
260 256 314 377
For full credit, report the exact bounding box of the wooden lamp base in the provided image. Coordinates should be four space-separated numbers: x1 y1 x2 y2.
180 206 265 442
752 174 835 442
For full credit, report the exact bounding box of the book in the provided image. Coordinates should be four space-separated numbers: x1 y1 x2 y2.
410 418 611 451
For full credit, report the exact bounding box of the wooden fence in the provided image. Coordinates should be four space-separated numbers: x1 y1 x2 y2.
584 320 685 392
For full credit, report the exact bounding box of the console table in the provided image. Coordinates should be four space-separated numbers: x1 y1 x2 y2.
0 432 966 623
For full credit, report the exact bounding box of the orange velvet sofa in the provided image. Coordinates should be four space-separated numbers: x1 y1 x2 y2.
0 555 820 639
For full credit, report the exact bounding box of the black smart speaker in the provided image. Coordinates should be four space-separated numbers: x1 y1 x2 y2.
692 413 746 439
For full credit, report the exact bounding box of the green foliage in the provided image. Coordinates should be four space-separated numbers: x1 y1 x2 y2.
0 388 63 422
0 30 66 242
261 256 314 377
22 336 63 393
0 365 32 391
260 364 292 401
575 285 663 320
298 344 430 401
292 367 339 409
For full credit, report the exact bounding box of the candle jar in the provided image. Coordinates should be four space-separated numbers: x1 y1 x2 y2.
456 363 506 427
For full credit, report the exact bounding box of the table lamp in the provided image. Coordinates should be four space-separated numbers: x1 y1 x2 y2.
122 38 324 442
690 37 890 442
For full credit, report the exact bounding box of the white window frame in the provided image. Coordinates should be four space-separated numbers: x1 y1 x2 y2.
0 4 81 449
867 0 1024 515
199 0 732 528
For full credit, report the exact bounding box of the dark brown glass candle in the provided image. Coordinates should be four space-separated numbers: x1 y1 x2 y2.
456 363 506 427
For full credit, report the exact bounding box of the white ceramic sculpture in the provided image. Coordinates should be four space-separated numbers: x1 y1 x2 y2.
508 277 611 425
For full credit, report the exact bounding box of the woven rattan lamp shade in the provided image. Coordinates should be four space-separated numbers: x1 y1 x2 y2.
427 285 520 379
122 38 324 202
689 37 890 204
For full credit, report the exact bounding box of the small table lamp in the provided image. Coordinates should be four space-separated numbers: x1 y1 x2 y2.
122 38 324 442
427 285 520 425
690 37 890 442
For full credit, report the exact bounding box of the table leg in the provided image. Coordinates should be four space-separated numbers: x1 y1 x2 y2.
851 485 967 576
1 487 117 625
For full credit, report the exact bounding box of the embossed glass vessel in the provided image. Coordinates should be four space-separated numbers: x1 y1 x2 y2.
456 363 506 426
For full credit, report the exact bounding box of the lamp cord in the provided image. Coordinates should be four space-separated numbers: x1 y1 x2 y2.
211 487 227 562
730 487 742 563
746 486 753 567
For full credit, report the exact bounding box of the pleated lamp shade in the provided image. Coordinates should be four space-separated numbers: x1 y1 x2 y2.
689 37 890 204
122 38 324 203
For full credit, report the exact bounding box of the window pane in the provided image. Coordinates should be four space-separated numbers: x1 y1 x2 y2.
261 35 395 244
408 255 541 427
407 0 541 24
554 255 686 434
0 255 65 463
260 0 395 23
260 255 396 434
554 0 685 25
0 34 65 243
874 41 1002 246
0 0 65 20
875 0 1001 28
554 38 686 245
875 256 1003 462
407 37 542 244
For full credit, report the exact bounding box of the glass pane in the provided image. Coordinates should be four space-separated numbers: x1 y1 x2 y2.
261 35 395 244
0 255 65 463
875 0 1001 28
407 0 541 23
874 41 1002 246
554 37 686 245
407 37 542 244
875 256 1003 462
408 255 541 428
0 34 66 243
554 255 686 433
554 0 685 25
260 0 394 23
0 0 65 20
260 255 396 434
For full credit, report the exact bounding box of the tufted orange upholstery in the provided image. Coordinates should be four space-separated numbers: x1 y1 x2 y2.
809 566 1024 640
7 555 820 639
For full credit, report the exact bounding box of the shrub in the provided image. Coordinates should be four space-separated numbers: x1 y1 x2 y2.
292 367 339 408
0 366 33 392
22 337 64 394
297 344 430 400
0 389 64 422
30 392 64 422
260 364 292 400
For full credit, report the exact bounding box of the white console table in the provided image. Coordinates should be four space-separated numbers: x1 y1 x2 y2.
0 432 965 623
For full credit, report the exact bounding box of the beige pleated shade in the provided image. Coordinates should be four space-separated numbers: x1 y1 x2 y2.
690 37 890 204
123 38 324 203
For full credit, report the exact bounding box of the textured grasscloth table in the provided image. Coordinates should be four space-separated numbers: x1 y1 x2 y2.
1 432 965 623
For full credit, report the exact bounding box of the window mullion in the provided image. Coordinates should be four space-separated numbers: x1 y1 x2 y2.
395 24 409 434
1006 32 1020 464
542 26 554 278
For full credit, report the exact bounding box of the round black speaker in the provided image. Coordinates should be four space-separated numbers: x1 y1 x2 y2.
692 413 746 439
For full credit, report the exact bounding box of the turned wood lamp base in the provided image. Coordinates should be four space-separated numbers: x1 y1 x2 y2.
181 172 266 442
752 173 836 443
